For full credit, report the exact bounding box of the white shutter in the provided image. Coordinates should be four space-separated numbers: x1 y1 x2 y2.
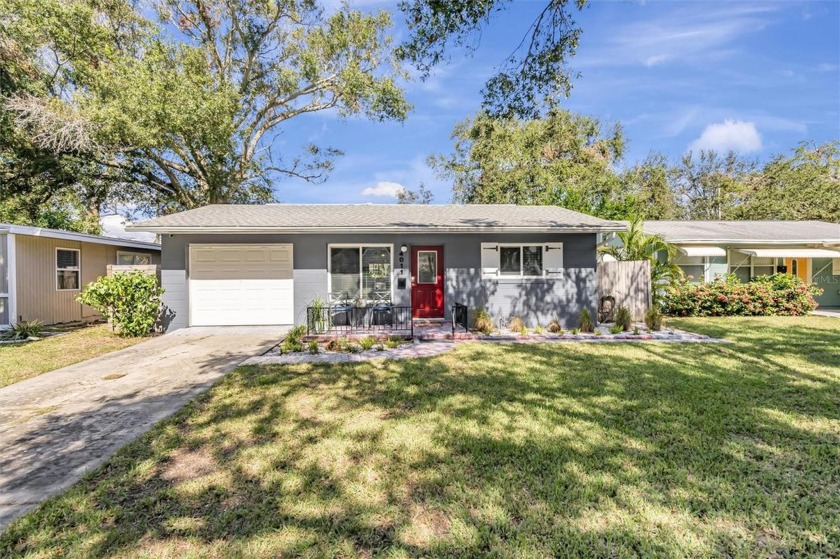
544 244 563 276
480 243 500 277
833 258 840 275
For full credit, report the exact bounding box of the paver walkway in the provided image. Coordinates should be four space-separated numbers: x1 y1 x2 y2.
0 326 286 530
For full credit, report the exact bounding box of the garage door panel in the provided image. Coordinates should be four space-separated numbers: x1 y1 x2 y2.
189 244 294 326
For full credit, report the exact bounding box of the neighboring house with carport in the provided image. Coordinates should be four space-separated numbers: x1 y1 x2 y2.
642 220 840 309
129 204 625 332
0 223 162 327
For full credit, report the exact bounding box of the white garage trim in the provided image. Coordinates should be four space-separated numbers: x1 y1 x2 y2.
188 244 294 326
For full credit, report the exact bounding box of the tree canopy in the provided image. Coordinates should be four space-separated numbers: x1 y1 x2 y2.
2 0 410 216
430 108 633 219
398 0 587 118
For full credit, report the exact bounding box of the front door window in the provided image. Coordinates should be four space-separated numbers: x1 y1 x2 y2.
417 251 437 284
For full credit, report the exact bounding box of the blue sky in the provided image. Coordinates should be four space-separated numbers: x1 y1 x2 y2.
268 0 840 206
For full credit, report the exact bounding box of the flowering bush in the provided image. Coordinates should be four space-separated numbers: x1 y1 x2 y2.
661 273 822 317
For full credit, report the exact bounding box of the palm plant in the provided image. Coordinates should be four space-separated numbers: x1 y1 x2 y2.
599 217 683 304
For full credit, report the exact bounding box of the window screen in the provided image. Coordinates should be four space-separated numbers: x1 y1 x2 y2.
330 247 360 301
522 246 543 276
56 249 80 290
499 247 521 276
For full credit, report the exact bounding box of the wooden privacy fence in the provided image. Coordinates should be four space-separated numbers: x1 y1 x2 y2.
597 260 651 321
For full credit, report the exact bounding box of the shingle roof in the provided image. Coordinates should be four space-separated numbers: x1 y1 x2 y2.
642 220 840 243
129 204 625 233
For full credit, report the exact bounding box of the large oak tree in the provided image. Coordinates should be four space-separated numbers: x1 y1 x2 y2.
2 0 410 214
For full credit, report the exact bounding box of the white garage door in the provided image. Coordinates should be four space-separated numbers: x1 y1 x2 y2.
189 244 294 326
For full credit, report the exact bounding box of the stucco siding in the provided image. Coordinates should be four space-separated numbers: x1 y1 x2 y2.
160 269 189 330
162 232 598 331
293 269 329 325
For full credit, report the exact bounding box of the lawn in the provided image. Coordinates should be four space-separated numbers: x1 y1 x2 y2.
1 316 838 558
0 324 144 388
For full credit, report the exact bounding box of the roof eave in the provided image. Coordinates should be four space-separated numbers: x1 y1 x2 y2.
2 223 160 250
670 239 840 245
127 225 626 234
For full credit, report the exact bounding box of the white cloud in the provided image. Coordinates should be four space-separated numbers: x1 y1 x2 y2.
99 214 157 243
360 181 405 198
689 119 762 153
644 54 669 67
576 3 777 69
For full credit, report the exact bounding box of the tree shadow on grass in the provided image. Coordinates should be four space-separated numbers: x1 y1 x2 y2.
2 320 839 557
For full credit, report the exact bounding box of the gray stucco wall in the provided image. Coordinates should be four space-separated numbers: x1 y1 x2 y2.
160 232 598 330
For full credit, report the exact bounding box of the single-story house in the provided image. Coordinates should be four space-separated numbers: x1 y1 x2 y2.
0 223 162 327
128 204 625 331
642 220 840 308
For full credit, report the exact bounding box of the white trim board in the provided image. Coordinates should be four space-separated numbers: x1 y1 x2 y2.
0 223 160 251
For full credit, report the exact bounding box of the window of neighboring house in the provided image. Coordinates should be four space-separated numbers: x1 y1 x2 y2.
728 253 777 282
56 248 80 290
752 256 775 278
328 245 392 303
674 255 705 283
116 251 152 265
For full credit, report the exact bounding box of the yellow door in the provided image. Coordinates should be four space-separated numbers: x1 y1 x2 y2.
784 258 809 283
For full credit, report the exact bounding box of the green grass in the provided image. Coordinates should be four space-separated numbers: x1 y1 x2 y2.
0 324 144 388
2 316 838 558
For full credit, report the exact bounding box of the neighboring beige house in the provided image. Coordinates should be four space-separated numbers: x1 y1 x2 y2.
0 223 161 327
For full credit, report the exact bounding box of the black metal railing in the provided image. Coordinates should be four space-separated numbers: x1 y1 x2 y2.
451 303 468 333
306 305 413 336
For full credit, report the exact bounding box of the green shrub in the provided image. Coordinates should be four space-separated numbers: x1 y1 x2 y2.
359 336 377 350
281 325 306 352
578 308 594 333
644 306 664 331
307 340 320 355
571 328 580 335
386 336 403 349
534 325 544 335
662 274 821 317
547 319 562 334
632 326 640 335
76 272 164 337
614 305 632 331
308 296 327 333
286 325 306 343
508 316 526 334
474 309 494 334
609 324 623 334
6 320 44 340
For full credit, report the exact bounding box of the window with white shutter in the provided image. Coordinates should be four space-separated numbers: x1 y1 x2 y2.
480 243 563 278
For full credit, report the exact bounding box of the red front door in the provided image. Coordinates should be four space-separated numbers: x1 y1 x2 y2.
411 246 444 318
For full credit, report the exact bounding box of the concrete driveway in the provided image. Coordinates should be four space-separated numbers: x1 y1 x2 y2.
0 326 287 530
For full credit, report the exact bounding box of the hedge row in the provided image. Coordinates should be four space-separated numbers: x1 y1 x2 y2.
662 274 822 317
